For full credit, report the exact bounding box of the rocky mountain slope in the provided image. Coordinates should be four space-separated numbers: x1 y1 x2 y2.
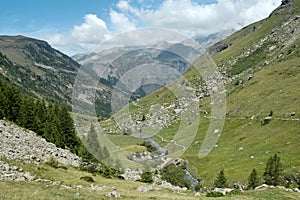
0 35 214 119
0 120 80 167
99 0 300 186
0 35 80 103
72 42 203 118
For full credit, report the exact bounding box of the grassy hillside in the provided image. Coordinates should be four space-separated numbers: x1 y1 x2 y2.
1 159 299 199
100 0 300 187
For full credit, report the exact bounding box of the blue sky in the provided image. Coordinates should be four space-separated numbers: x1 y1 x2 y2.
0 0 281 55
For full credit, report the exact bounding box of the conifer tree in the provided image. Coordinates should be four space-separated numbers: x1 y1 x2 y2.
263 153 283 186
247 168 260 189
17 97 35 130
214 169 228 188
57 104 79 152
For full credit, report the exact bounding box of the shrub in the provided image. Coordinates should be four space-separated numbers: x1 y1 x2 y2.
228 189 242 195
161 163 191 189
206 191 224 197
140 141 157 152
141 171 153 183
194 182 202 192
101 164 114 178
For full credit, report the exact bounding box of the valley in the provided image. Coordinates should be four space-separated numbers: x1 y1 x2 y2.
0 0 300 199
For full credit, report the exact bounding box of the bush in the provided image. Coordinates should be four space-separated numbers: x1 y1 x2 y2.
161 163 191 189
79 161 116 178
206 191 224 197
101 164 114 178
228 189 242 195
140 141 157 152
194 182 202 192
141 171 153 183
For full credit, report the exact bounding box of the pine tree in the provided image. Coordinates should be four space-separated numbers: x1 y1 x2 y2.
263 153 283 186
2 84 21 121
214 169 228 188
17 97 35 130
247 168 260 189
57 104 79 152
86 124 103 160
33 99 47 135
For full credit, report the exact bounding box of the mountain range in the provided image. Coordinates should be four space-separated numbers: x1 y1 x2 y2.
0 0 299 199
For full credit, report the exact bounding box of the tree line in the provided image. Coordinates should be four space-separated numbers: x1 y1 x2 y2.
0 78 85 156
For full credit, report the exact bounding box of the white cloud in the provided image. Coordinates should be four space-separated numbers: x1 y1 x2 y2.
71 14 109 43
110 10 136 33
40 0 282 55
116 0 131 12
134 0 282 36
43 14 110 55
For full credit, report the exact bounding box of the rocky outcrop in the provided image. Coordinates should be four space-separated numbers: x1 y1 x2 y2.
0 120 80 167
0 160 35 181
119 168 142 181
213 43 229 53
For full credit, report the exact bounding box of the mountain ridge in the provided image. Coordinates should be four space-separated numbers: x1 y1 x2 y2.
0 35 79 103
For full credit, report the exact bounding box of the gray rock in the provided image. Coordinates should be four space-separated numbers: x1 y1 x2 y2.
213 188 233 195
0 120 80 167
255 184 269 190
291 112 296 116
106 191 121 198
237 147 244 151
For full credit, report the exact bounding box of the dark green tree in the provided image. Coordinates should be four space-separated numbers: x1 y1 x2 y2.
141 171 153 183
214 169 228 188
0 107 4 119
17 97 35 130
263 153 283 186
161 163 191 189
1 84 21 121
0 78 96 162
33 99 47 135
57 104 80 153
247 168 260 189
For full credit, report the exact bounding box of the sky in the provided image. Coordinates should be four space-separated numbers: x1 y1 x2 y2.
0 0 282 55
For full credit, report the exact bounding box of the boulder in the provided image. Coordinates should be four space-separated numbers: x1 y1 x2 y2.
106 191 121 198
255 184 269 190
213 188 233 195
214 43 229 53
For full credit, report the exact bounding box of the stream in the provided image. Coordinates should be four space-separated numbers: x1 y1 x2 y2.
131 133 168 157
